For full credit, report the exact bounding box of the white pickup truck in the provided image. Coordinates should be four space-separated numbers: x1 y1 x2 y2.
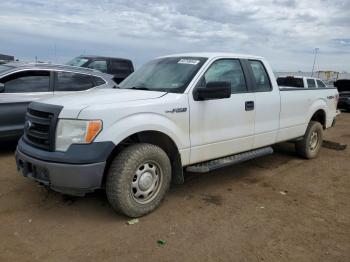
16 53 339 217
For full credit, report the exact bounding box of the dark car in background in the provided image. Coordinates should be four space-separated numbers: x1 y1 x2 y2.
334 79 350 111
67 55 134 83
0 62 115 141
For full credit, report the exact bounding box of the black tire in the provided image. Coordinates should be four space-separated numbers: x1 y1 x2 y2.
106 143 171 217
295 121 323 159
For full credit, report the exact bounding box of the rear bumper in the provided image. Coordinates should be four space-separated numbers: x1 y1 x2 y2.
15 138 115 196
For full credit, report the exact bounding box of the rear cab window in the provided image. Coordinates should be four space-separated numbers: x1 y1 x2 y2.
277 77 304 88
248 60 272 92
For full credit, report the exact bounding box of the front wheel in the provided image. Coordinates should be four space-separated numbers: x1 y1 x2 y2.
295 121 323 159
106 143 171 217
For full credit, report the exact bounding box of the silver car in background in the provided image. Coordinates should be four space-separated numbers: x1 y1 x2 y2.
0 63 116 140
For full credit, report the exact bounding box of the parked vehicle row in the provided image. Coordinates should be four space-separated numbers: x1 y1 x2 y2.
334 79 350 111
66 55 134 84
0 63 116 140
15 52 339 217
277 75 328 89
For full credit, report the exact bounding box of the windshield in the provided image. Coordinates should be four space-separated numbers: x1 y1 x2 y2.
0 64 14 74
66 57 89 67
119 56 207 93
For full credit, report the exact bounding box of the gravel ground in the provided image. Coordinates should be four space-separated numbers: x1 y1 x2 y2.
0 113 349 262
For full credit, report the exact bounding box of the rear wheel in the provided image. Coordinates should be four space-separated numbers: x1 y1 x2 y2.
106 143 171 217
295 121 323 159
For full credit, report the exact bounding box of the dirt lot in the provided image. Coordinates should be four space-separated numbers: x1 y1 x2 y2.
0 114 349 262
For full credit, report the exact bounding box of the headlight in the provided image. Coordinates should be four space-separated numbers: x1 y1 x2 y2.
55 119 102 152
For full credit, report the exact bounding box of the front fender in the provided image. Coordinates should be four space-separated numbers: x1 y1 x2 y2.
95 112 190 151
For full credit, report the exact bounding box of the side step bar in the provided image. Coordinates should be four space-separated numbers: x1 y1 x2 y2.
186 147 273 173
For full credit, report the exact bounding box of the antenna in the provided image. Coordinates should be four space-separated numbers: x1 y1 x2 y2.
311 48 319 77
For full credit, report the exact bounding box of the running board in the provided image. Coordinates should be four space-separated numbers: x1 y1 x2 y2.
186 147 273 173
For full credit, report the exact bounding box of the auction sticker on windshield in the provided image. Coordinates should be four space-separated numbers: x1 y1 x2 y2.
178 59 200 65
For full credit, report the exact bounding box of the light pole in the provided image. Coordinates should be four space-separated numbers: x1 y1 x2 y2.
311 47 319 77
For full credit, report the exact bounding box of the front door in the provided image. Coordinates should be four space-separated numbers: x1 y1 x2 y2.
189 59 255 164
0 70 53 139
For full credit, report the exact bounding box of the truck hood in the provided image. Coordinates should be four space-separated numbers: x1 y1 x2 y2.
39 88 167 118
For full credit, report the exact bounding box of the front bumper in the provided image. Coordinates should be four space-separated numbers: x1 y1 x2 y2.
15 138 114 196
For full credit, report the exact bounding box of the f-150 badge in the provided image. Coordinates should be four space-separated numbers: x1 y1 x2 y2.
166 108 187 113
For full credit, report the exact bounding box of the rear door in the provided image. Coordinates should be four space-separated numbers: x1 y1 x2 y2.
0 70 53 139
189 58 255 164
244 59 280 148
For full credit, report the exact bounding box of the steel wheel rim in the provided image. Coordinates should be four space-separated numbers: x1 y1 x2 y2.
131 161 162 204
309 131 319 151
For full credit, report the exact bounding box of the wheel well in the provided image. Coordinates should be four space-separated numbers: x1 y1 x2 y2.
104 131 184 185
310 110 326 129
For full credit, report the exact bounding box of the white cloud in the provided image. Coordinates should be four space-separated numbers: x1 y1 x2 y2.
0 0 349 71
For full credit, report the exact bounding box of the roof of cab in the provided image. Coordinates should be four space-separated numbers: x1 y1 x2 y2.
78 55 132 62
4 62 96 72
0 62 114 81
159 52 263 60
2 61 112 76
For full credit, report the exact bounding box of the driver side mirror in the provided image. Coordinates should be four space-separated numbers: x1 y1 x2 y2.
193 81 231 101
0 83 4 93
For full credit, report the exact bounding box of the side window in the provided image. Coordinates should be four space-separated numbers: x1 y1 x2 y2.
316 79 326 88
1 70 50 93
56 72 94 91
86 60 108 73
248 60 272 92
92 76 106 86
197 59 247 93
307 78 316 88
110 60 132 74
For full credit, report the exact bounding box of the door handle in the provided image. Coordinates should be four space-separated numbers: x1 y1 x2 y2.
245 101 254 111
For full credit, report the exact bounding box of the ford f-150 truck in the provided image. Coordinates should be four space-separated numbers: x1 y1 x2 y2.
15 53 339 217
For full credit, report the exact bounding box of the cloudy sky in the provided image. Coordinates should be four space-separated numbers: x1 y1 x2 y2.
0 0 349 71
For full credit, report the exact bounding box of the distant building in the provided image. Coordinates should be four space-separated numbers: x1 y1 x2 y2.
316 71 339 83
0 53 15 61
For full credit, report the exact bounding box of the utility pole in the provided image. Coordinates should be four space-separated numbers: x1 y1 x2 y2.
54 44 57 63
311 48 319 77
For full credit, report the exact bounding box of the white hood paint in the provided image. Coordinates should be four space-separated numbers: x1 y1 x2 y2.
38 88 166 118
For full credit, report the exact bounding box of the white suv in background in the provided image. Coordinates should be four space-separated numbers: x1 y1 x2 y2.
277 75 328 89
